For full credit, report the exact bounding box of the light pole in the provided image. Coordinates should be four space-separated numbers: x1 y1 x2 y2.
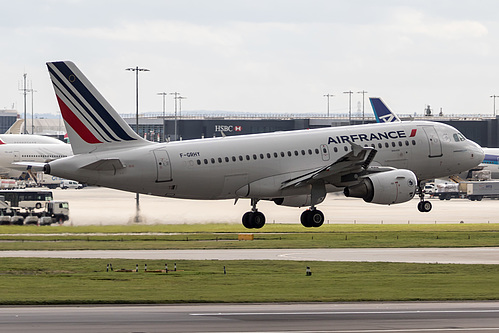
18 73 28 134
126 66 149 223
29 89 37 134
170 92 180 140
357 90 367 124
323 94 334 117
177 96 187 140
157 92 168 142
343 91 353 124
491 95 499 117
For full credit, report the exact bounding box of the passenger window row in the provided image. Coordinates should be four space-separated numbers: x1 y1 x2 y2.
196 148 322 165
195 139 417 166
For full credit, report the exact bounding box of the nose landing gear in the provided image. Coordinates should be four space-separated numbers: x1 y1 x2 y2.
417 182 432 212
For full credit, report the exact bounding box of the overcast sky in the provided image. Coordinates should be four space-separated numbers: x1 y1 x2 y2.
2 0 499 119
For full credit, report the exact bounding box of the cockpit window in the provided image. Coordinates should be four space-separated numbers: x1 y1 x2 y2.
453 133 466 142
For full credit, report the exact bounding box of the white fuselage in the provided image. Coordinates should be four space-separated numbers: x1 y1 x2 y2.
48 121 483 200
0 134 63 145
0 143 73 178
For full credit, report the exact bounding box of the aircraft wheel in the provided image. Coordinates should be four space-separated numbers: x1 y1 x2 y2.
242 212 253 228
301 209 324 228
300 210 313 227
242 211 266 229
251 211 266 229
309 209 324 228
418 200 432 212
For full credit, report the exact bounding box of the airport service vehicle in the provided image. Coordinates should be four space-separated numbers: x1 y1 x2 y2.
36 172 65 189
60 179 82 189
41 61 484 229
461 181 499 201
435 183 461 200
0 190 69 225
36 172 81 189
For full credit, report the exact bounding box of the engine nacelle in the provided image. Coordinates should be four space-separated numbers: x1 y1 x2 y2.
273 194 324 207
343 169 417 205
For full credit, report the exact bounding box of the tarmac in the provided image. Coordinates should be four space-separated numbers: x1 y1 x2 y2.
53 187 499 226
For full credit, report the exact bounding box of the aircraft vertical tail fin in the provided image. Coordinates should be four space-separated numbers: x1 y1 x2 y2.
369 97 401 123
46 61 149 154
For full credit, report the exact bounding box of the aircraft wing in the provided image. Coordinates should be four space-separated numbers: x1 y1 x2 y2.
280 143 377 189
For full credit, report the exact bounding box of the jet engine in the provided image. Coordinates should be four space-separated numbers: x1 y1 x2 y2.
273 194 324 207
343 169 417 205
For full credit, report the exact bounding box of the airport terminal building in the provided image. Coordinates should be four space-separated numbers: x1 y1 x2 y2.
2 112 499 148
123 115 499 148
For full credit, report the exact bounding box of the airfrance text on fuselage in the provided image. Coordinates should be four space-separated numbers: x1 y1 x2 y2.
327 130 411 145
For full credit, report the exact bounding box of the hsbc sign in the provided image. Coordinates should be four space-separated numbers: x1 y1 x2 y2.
215 125 243 133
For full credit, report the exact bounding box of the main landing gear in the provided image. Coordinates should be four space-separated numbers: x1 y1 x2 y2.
417 182 432 213
300 208 324 228
241 199 325 229
242 199 266 229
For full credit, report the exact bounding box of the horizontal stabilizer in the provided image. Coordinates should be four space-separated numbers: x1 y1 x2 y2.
12 162 47 170
80 158 126 172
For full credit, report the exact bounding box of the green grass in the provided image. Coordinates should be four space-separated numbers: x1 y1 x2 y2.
0 258 497 304
1 223 499 234
0 223 498 250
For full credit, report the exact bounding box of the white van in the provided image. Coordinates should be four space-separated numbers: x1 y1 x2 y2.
60 180 82 189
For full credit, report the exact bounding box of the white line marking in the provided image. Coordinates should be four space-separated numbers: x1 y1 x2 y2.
190 309 499 316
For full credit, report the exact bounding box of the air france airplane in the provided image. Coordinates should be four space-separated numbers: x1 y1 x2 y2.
42 61 484 228
370 97 499 179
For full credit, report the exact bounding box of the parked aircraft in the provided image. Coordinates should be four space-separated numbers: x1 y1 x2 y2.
369 97 499 179
0 134 64 145
42 61 484 228
0 142 72 178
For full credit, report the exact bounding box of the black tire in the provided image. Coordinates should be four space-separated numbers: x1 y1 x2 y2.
309 210 324 228
417 201 424 212
251 211 266 229
35 202 42 209
422 200 432 212
242 212 253 229
300 210 313 228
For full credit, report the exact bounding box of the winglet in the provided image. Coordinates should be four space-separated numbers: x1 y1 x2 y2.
46 61 150 154
369 97 401 123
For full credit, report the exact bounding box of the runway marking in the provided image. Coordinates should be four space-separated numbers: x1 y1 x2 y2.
190 309 499 316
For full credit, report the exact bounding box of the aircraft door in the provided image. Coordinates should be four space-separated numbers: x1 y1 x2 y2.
422 126 443 157
320 144 330 161
13 151 20 162
153 149 172 182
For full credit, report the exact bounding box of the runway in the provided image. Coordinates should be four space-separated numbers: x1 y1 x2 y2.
2 302 499 332
1 247 499 264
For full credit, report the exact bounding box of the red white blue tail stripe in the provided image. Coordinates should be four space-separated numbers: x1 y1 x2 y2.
47 61 145 153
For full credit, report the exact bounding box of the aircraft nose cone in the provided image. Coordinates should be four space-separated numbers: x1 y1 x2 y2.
467 141 485 167
473 143 485 163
